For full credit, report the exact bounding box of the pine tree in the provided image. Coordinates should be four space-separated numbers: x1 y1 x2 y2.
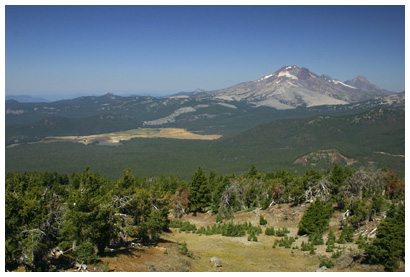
326 229 336 251
247 165 259 178
298 199 333 235
365 203 405 271
60 169 116 255
189 167 210 214
337 224 354 244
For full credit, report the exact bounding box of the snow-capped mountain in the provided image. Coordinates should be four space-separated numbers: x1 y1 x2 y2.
194 66 393 109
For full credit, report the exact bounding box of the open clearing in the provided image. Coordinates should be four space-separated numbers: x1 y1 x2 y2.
15 128 222 147
82 204 384 272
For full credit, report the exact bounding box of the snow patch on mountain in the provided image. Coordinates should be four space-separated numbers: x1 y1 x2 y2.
257 73 275 82
277 71 298 80
332 80 357 89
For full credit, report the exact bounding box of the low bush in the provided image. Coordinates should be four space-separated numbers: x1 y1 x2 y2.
265 226 275 236
276 227 290 237
319 256 335 268
331 249 344 259
273 236 295 249
259 215 268 225
169 220 197 233
178 241 193 258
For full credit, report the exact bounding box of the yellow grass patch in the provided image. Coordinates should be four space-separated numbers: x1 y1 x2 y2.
38 128 222 145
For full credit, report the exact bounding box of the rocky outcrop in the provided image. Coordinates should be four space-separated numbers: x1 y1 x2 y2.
210 256 222 267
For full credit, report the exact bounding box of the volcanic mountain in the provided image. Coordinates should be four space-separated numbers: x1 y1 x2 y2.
194 66 393 109
344 75 391 94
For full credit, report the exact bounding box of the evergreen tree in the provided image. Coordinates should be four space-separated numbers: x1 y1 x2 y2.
327 229 336 245
211 176 230 212
298 199 333 235
329 164 353 198
114 168 136 196
60 169 116 255
247 164 259 178
365 203 405 271
337 224 354 244
189 167 210 213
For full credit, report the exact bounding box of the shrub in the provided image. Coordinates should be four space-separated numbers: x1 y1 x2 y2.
274 236 295 248
74 241 98 265
356 234 368 249
326 229 336 252
331 249 344 259
327 229 336 245
169 220 197 233
308 231 324 245
265 226 276 236
326 243 334 252
221 222 246 237
248 234 258 242
319 256 335 268
259 215 268 225
300 241 311 251
300 241 316 254
337 225 354 244
247 224 262 236
276 227 290 237
103 260 110 272
178 241 193 258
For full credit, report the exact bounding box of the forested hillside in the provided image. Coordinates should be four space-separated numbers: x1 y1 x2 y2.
6 108 405 179
5 165 405 272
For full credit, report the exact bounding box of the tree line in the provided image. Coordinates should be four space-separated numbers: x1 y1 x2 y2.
5 164 405 271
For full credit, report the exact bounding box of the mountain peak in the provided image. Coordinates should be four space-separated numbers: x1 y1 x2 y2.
278 65 301 71
345 76 383 92
258 65 303 82
194 88 206 93
353 75 370 83
320 73 332 80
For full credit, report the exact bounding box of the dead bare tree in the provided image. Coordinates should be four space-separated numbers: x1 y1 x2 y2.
305 177 331 203
344 167 384 200
171 187 190 218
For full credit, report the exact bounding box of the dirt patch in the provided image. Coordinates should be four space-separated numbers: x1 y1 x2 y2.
99 243 194 272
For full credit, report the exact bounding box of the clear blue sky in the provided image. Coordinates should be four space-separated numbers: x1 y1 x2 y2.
5 5 405 96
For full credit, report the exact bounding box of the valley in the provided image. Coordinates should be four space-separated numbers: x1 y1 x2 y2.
6 103 404 180
4 66 406 272
7 128 222 148
4 3 406 273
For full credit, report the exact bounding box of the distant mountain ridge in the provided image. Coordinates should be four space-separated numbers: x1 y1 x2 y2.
344 75 389 93
192 65 393 109
6 66 394 110
5 95 49 103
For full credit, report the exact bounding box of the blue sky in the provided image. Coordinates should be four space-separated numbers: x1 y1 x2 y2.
5 5 405 97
